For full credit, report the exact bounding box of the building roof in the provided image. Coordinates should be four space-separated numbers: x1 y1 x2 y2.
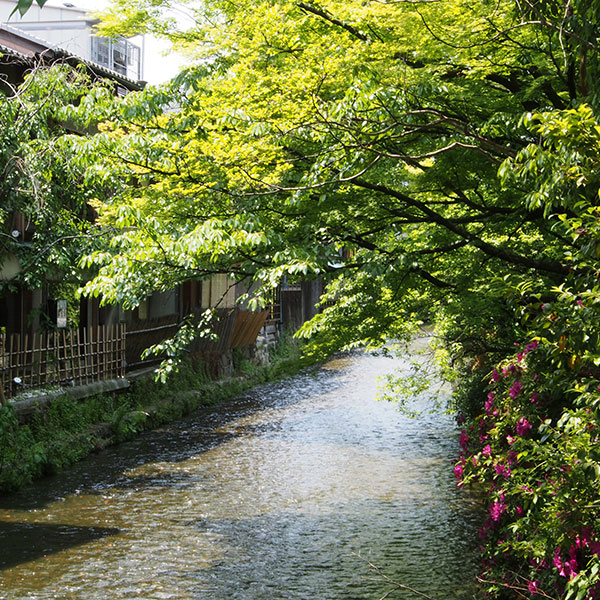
0 22 144 91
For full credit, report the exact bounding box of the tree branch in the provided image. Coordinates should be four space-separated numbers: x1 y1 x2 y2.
352 177 569 276
296 2 369 42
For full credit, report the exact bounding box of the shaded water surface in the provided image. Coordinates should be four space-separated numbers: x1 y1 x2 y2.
0 352 480 599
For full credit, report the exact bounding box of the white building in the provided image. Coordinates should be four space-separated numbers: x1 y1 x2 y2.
0 0 143 81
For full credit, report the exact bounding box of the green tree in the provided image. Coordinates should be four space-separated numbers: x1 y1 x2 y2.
0 66 115 304
76 0 596 376
12 0 47 17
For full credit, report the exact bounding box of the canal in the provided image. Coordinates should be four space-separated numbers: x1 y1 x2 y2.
0 351 480 599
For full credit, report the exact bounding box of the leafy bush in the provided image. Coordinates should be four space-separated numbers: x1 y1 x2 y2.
455 105 600 599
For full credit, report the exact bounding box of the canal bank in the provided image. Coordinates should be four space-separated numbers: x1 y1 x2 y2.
0 337 314 494
0 350 481 599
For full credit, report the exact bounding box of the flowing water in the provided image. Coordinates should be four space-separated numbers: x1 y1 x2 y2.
0 351 481 600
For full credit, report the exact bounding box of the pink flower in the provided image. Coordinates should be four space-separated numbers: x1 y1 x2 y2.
454 461 464 485
516 505 524 516
576 526 593 549
489 500 506 522
494 463 511 479
553 548 565 576
482 444 492 457
478 518 494 540
566 545 579 578
492 369 501 383
525 340 539 353
509 381 523 399
554 547 579 579
531 392 540 404
528 580 539 595
485 393 495 415
516 417 532 436
459 429 469 451
590 540 600 556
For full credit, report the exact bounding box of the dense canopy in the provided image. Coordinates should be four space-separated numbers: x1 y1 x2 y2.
74 0 597 365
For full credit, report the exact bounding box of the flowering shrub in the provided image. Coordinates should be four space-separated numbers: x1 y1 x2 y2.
457 329 600 599
452 104 600 599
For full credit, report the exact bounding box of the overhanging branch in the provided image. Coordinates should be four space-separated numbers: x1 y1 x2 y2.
352 177 569 276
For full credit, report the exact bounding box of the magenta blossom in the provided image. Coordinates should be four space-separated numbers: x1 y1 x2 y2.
528 580 539 595
554 547 579 579
516 417 532 437
459 429 469 451
494 463 511 479
489 499 507 522
590 540 600 556
577 527 600 555
509 380 523 399
525 340 539 353
454 461 464 486
482 444 492 457
492 369 501 383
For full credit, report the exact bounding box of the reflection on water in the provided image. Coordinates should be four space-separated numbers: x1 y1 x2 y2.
0 351 480 599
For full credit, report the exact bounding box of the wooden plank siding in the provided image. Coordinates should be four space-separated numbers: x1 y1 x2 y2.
230 309 269 349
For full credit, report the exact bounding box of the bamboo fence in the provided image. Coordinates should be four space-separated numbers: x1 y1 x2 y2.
0 324 126 402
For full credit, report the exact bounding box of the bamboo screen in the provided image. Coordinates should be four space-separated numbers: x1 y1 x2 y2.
0 325 126 402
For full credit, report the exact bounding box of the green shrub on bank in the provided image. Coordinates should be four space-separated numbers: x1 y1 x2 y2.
0 405 45 491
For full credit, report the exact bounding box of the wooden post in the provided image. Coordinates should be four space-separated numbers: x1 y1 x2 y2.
0 331 5 406
111 324 116 378
23 333 29 388
120 323 126 378
74 329 81 385
87 327 93 382
53 331 58 386
101 325 106 380
15 333 20 385
83 328 90 384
